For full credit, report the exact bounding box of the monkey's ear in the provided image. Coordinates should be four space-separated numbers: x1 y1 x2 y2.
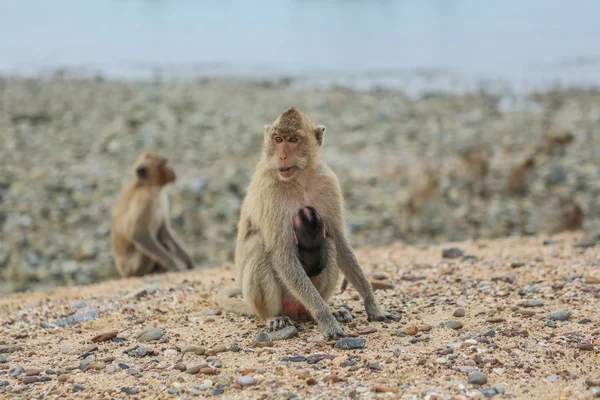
136 166 148 180
314 125 326 146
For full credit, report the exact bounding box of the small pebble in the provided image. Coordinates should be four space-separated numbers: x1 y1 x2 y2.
547 310 571 321
269 326 299 341
482 388 497 398
57 308 99 327
468 371 488 385
355 327 377 335
71 301 87 309
79 356 95 371
334 337 366 350
0 355 9 363
24 368 42 376
0 381 8 387
168 387 183 395
164 349 179 358
174 363 186 372
579 319 592 324
229 344 242 352
212 387 225 395
10 366 24 377
578 343 594 351
486 317 505 323
181 345 205 355
91 331 118 343
58 374 68 382
436 357 447 364
445 321 464 330
137 347 155 357
520 300 544 307
186 364 208 374
453 308 466 318
61 345 73 354
22 376 39 384
127 368 140 376
586 378 600 387
136 328 164 342
235 376 257 387
494 385 506 394
405 326 418 336
442 247 464 258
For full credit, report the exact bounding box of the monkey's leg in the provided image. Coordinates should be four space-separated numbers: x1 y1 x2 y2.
131 231 179 271
158 225 194 269
241 242 298 332
121 251 156 277
273 245 347 340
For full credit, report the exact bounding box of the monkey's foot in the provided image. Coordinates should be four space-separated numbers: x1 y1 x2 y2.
367 309 401 322
323 328 347 341
268 316 298 331
332 309 353 323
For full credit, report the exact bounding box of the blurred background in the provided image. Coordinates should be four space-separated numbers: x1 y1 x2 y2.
0 0 599 294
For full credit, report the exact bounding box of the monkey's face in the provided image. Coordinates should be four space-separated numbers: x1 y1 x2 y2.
270 132 309 180
135 160 176 186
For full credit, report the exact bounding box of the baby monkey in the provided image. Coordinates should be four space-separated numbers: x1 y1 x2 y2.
294 206 329 278
110 152 194 278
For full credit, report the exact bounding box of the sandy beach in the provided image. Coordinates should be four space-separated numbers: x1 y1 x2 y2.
0 232 598 399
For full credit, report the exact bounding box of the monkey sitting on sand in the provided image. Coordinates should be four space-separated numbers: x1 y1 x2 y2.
218 107 399 340
110 152 194 278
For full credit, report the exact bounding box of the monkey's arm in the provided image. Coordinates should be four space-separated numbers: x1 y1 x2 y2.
272 243 346 339
158 225 194 269
328 191 400 322
131 231 179 271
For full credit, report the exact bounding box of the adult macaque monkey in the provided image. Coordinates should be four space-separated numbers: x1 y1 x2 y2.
111 152 194 278
218 107 399 339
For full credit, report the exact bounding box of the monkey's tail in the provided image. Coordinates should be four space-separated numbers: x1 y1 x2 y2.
216 287 254 316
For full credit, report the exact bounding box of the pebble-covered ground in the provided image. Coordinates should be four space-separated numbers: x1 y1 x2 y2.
1 76 600 294
0 232 598 399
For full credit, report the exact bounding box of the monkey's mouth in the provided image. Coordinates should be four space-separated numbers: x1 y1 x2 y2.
278 166 296 178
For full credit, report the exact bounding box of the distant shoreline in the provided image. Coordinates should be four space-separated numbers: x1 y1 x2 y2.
3 62 600 98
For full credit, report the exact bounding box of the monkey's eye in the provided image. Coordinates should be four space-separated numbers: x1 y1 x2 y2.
289 136 298 143
275 136 284 143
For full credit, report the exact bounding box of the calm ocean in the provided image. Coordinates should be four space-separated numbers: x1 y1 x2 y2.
1 0 600 92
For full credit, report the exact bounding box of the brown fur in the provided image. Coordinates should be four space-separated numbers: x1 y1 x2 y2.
110 152 194 278
217 107 399 339
548 203 584 235
506 157 536 195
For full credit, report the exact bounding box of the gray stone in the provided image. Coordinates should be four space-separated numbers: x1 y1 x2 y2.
235 376 257 387
137 347 155 357
57 308 99 327
136 328 164 342
547 310 571 321
442 247 464 259
269 326 299 341
467 371 488 385
0 354 10 363
333 337 366 350
70 301 87 309
79 355 95 371
445 321 464 330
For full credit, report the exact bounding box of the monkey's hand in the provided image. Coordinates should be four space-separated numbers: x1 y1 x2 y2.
366 306 401 322
322 321 347 341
